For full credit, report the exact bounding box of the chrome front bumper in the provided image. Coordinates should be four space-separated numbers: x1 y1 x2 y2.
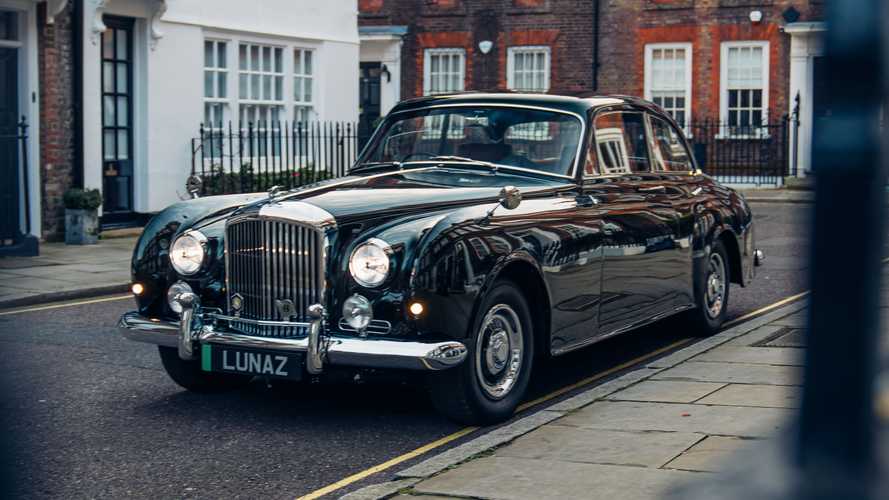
118 309 468 372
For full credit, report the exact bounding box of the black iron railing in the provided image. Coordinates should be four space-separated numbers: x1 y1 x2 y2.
191 121 364 196
191 116 801 194
689 116 799 185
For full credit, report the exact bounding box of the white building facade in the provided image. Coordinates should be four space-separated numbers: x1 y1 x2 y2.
84 0 359 223
1 0 359 249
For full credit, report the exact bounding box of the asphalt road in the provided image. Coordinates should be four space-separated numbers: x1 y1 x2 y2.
0 202 815 499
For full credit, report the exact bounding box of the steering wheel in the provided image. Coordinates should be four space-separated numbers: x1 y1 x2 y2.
400 152 437 162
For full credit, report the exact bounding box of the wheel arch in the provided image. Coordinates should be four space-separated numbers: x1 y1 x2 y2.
713 228 743 286
476 252 553 360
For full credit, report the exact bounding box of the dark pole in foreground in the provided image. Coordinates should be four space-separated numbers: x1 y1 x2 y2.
797 0 886 498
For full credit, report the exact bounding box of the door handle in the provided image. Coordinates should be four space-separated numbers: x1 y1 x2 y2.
638 185 666 193
576 194 600 207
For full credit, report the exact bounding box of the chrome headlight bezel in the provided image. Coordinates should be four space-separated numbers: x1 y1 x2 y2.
348 238 393 288
169 230 208 276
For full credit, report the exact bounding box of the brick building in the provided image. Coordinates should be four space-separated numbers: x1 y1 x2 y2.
358 0 826 179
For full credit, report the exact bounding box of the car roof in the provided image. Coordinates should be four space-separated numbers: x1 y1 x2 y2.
389 92 658 117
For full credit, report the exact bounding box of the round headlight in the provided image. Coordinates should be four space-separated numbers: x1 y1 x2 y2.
170 230 207 275
166 281 193 314
342 294 372 331
349 238 392 288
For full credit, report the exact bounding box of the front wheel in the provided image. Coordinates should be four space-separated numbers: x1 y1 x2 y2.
427 282 534 425
683 239 731 337
158 346 251 393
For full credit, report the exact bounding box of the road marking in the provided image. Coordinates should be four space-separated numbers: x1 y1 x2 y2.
722 290 810 329
296 336 692 500
0 294 131 316
296 426 478 500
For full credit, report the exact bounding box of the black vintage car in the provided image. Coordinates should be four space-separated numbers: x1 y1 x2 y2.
119 93 762 424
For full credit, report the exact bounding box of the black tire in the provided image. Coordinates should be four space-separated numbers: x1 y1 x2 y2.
427 281 535 425
684 239 731 337
158 346 251 393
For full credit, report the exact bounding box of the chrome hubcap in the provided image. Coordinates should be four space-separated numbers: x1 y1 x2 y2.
475 304 523 400
705 252 726 319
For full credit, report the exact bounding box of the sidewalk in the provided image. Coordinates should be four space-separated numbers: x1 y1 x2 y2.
0 236 137 308
345 297 888 500
738 188 814 204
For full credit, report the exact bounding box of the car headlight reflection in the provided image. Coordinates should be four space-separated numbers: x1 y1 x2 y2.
349 238 392 288
170 230 207 275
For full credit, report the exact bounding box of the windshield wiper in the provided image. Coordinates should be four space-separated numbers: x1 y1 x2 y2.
425 156 499 172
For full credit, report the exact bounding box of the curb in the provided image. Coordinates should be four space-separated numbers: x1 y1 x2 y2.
339 298 809 500
0 283 130 311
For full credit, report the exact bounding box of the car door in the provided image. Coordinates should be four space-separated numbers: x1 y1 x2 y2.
586 109 683 337
647 113 700 307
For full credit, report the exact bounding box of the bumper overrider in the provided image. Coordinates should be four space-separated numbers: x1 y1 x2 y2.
118 292 468 373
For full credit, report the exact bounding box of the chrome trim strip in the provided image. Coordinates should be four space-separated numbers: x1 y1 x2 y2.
118 312 466 371
338 318 392 335
207 312 311 328
383 102 587 180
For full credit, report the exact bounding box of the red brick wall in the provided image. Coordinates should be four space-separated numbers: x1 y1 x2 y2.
360 0 595 99
598 0 825 123
37 2 76 241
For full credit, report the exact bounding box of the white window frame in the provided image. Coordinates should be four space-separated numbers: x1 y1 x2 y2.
293 47 315 123
506 45 551 92
719 40 770 138
644 42 692 132
237 41 286 127
423 48 465 96
203 39 229 129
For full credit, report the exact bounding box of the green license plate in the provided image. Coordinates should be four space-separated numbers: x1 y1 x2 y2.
202 344 304 381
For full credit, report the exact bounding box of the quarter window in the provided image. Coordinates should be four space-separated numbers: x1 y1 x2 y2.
593 112 651 174
649 115 693 172
238 42 285 126
203 40 228 128
644 44 691 129
721 42 769 137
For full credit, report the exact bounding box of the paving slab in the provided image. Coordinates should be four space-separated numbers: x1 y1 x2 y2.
606 380 726 404
554 401 793 438
770 311 807 327
696 384 802 409
651 361 803 386
497 425 705 468
413 456 698 500
694 346 803 366
663 436 763 473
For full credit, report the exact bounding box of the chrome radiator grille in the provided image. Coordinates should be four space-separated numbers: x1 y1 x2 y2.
225 218 323 337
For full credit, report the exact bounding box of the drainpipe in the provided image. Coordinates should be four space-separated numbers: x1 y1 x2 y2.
591 0 600 92
72 0 83 188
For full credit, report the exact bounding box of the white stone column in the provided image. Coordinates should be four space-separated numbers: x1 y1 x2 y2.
785 22 825 178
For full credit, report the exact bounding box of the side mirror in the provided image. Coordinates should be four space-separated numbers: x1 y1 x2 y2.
499 185 522 210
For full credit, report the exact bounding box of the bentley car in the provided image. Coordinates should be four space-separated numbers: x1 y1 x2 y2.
119 93 763 425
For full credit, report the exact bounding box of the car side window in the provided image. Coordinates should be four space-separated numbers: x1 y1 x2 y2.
593 111 651 175
649 115 694 172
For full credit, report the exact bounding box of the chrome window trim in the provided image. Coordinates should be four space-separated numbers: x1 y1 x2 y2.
379 102 588 180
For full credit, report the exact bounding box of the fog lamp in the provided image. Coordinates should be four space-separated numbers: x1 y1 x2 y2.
409 301 424 316
131 283 145 296
166 281 193 314
343 294 372 331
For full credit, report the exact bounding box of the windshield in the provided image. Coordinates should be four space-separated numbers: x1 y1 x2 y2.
360 106 583 176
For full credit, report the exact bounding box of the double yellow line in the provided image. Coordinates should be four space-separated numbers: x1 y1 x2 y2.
0 287 817 500
297 290 817 500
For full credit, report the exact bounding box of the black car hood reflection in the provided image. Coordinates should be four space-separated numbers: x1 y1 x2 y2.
262 166 572 223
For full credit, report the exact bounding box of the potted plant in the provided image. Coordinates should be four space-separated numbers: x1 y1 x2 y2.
63 188 102 245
